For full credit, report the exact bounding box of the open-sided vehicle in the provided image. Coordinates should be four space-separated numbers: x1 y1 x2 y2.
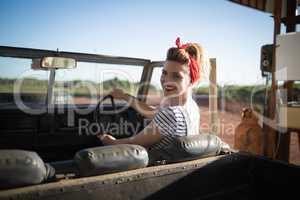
0 45 300 200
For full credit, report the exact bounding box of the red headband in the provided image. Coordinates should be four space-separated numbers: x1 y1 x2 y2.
175 37 200 84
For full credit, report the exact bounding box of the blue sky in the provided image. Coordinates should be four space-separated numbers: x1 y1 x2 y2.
0 0 275 85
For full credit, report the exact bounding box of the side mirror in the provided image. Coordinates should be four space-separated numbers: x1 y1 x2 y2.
31 57 77 70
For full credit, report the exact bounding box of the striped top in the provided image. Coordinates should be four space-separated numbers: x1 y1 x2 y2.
148 98 200 162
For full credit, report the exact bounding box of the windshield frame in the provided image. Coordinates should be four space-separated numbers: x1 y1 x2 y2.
0 46 164 108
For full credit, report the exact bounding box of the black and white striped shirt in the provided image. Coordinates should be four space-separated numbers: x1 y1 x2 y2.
148 99 200 162
154 106 187 138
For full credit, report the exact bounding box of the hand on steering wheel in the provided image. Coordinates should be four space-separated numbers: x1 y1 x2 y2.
110 88 127 100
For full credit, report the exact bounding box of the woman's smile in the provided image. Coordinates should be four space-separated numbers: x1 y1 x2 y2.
163 85 177 93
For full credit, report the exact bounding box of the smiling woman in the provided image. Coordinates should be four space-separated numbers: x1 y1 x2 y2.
98 38 203 163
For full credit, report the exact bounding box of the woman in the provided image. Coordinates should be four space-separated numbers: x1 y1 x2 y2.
97 37 204 161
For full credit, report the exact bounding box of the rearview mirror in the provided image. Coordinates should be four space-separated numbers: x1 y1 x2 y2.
41 57 76 69
32 57 77 70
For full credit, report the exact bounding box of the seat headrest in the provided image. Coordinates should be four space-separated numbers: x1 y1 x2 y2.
74 144 149 177
0 149 53 189
149 133 230 163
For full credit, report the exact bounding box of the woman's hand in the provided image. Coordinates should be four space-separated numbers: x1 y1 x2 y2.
96 122 162 147
110 88 157 119
110 88 127 100
97 133 117 145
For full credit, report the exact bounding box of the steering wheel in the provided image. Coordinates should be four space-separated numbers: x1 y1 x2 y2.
93 95 119 134
93 94 148 138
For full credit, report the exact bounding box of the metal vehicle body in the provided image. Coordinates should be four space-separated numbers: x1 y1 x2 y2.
0 46 299 200
1 0 300 198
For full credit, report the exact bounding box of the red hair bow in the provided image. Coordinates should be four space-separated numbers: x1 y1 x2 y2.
175 37 190 49
175 37 200 84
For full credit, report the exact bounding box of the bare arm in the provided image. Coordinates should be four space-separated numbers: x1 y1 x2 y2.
98 121 162 148
123 94 158 119
110 88 158 119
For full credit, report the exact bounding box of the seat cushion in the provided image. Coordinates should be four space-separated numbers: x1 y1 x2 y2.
0 150 51 189
74 144 149 176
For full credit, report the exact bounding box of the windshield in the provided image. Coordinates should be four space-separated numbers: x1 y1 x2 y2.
54 62 143 105
0 56 145 108
0 57 48 109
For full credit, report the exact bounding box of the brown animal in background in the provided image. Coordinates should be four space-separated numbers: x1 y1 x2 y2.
234 108 263 155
